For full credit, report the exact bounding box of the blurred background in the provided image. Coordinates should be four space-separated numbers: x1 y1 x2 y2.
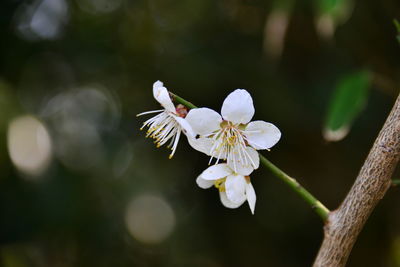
1 0 400 266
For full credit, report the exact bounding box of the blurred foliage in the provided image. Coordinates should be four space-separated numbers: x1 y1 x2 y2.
315 0 353 20
395 19 400 43
323 70 370 141
0 0 400 267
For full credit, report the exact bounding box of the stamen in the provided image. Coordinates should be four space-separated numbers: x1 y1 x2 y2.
136 109 164 117
169 128 181 159
204 122 257 170
139 111 183 158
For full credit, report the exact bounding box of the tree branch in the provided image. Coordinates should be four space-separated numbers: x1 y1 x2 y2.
313 94 400 266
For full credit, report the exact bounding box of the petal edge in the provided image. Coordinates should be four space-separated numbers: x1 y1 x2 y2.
153 81 176 113
221 89 255 124
245 121 281 150
185 108 222 136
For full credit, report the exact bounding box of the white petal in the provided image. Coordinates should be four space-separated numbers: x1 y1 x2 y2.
246 183 256 214
245 121 281 150
187 137 214 156
196 176 214 189
225 174 247 204
200 163 232 180
152 80 176 113
188 137 228 160
185 108 222 136
247 146 260 169
221 89 255 124
174 116 195 138
227 146 259 176
219 191 245 209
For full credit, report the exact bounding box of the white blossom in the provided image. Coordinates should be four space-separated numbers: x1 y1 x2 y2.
186 89 281 172
137 81 194 158
196 163 257 214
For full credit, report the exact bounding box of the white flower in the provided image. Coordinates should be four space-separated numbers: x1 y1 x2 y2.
196 163 258 214
186 89 281 172
137 81 194 158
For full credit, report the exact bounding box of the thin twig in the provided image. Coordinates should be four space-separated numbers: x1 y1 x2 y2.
259 155 329 221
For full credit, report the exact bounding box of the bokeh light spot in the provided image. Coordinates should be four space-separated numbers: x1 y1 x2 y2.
7 115 52 177
125 194 176 244
316 14 335 39
41 85 120 170
14 0 69 41
263 10 290 58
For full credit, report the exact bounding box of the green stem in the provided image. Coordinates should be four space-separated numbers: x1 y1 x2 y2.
171 92 330 221
392 179 400 186
259 155 329 221
171 93 197 109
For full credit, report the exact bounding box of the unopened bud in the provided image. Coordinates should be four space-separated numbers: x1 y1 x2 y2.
175 104 188 118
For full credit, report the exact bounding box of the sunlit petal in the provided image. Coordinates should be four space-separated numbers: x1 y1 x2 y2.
245 120 281 150
200 163 232 180
185 107 222 136
219 191 245 209
196 176 215 189
225 174 247 204
246 183 256 214
187 137 220 157
221 89 254 124
174 116 195 138
152 81 175 113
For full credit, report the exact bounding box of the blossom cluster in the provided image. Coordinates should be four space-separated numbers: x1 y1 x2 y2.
138 81 281 214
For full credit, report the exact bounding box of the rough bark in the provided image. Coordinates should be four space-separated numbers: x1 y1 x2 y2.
313 94 400 267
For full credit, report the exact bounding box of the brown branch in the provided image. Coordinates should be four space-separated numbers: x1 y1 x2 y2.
313 94 400 267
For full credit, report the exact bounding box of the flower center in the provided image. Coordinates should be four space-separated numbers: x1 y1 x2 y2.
208 121 255 171
220 124 243 147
